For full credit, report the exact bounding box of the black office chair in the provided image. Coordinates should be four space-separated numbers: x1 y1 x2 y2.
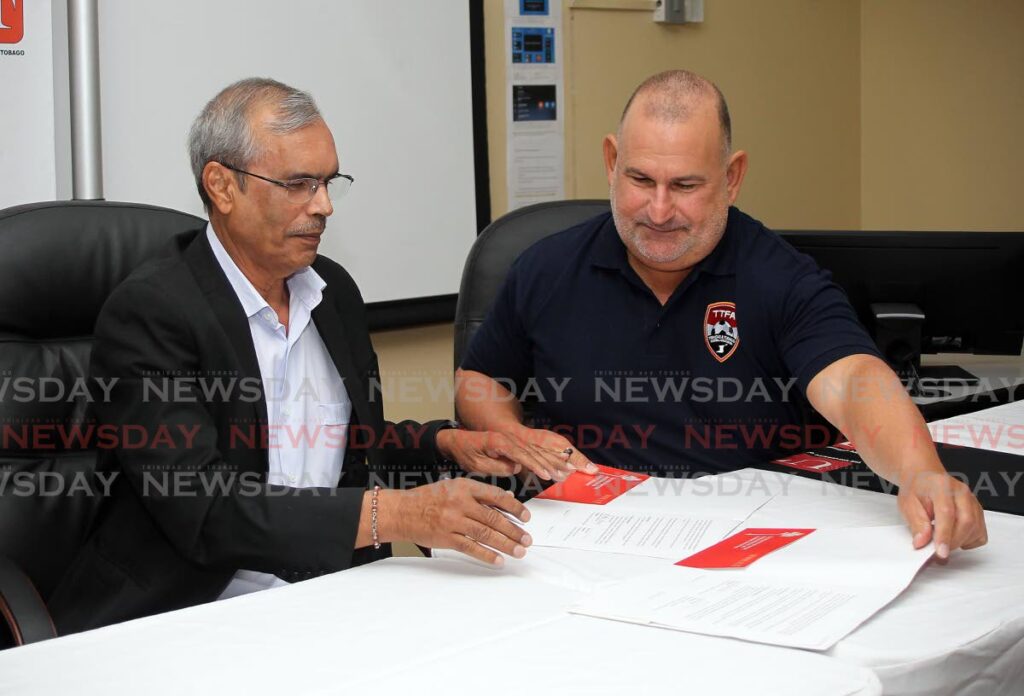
0 200 205 649
453 200 610 369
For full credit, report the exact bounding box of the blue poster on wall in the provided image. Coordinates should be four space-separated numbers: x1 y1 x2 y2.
520 0 549 16
512 27 554 64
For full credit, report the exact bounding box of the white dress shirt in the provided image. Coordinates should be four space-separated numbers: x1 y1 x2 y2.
205 224 353 599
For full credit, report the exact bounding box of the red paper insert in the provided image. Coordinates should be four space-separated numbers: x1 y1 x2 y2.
535 464 649 505
676 528 814 568
772 442 860 473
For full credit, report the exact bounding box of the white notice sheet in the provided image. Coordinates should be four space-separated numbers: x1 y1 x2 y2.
605 472 780 520
527 505 741 560
571 525 933 650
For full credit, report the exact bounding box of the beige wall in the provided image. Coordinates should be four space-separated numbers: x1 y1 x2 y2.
370 323 455 423
860 0 1024 231
374 0 1022 422
487 0 863 228
565 0 863 229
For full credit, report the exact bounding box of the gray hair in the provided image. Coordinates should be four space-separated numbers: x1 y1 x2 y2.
187 77 323 210
618 70 732 159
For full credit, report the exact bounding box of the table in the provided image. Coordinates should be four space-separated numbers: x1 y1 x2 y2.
2 425 1022 694
462 468 1024 695
915 353 1024 420
0 554 881 695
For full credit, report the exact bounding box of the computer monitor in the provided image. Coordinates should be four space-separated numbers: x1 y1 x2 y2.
778 231 1024 366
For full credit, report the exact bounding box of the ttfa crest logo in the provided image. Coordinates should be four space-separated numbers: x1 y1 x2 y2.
0 0 24 44
704 301 739 363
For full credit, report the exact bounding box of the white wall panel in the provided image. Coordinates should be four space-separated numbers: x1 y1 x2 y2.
97 0 478 302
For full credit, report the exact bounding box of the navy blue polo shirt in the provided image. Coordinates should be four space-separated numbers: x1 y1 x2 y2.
462 207 881 476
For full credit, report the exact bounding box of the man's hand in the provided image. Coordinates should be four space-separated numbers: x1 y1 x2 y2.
436 426 599 481
454 368 599 481
383 479 533 567
506 424 600 481
807 355 989 558
897 469 988 560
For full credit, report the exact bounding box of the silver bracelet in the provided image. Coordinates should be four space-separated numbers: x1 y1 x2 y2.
371 485 382 550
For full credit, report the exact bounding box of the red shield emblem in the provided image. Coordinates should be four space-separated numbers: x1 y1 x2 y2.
704 301 739 363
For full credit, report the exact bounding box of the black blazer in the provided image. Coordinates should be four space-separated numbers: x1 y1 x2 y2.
49 227 450 634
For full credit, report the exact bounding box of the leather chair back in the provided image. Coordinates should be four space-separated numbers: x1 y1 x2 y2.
0 201 205 600
453 200 610 368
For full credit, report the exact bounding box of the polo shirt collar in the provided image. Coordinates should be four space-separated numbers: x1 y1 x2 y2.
591 206 741 278
590 214 632 272
205 223 326 319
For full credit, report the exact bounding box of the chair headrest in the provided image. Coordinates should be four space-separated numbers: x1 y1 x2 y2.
0 201 205 339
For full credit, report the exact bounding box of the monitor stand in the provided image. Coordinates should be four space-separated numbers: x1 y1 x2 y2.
870 302 982 396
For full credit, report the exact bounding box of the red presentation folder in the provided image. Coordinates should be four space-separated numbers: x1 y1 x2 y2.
676 528 814 569
536 464 649 505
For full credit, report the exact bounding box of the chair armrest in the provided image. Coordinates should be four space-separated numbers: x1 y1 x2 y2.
0 556 56 647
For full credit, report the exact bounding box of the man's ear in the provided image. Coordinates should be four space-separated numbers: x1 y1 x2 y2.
725 150 749 205
203 162 236 215
602 134 619 187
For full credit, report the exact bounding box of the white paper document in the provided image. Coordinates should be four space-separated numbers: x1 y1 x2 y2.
929 399 1024 456
527 505 741 560
571 525 934 650
605 472 780 520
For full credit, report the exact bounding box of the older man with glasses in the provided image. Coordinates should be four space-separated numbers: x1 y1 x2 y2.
49 78 538 634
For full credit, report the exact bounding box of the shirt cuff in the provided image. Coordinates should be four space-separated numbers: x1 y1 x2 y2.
425 419 460 473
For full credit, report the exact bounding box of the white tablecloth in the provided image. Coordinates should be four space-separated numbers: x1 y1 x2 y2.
455 468 1024 695
1 468 1018 694
0 554 880 695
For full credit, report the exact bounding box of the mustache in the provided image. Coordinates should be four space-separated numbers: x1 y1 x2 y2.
287 217 327 236
636 219 690 234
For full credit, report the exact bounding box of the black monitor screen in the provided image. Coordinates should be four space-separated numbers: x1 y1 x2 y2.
512 84 556 122
779 230 1024 356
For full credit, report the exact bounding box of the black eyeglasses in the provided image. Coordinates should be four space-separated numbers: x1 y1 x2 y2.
218 162 354 204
